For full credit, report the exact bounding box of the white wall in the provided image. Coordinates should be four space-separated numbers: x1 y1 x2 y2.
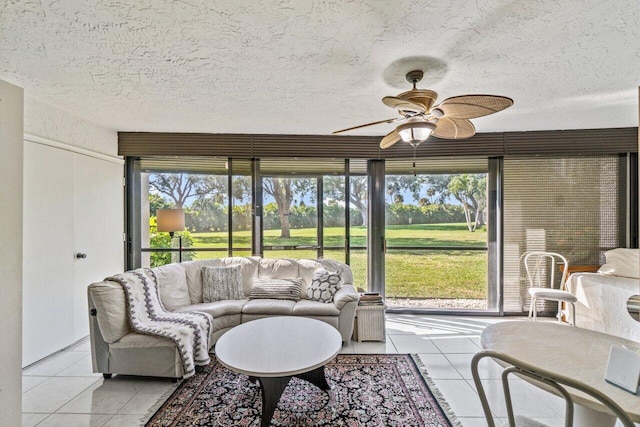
22 98 123 365
24 96 117 156
0 80 24 424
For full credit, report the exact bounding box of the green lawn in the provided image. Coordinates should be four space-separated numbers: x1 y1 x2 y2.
172 223 488 299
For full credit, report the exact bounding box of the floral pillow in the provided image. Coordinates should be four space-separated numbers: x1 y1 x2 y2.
307 268 341 303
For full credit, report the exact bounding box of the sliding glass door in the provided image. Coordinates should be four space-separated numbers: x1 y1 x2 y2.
261 176 319 260
384 158 490 311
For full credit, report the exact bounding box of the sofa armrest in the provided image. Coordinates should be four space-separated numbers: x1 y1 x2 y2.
333 284 360 309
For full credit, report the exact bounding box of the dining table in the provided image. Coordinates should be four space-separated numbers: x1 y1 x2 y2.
480 321 640 426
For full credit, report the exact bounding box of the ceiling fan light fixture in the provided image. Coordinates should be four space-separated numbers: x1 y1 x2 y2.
397 121 437 145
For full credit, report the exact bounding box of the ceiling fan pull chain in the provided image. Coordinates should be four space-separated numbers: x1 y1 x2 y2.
413 145 417 176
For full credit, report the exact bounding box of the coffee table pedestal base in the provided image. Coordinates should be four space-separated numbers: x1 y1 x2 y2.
251 366 330 427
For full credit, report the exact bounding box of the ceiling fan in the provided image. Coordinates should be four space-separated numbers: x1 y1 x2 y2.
333 70 513 149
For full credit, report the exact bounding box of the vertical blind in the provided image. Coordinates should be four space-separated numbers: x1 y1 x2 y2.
502 155 623 313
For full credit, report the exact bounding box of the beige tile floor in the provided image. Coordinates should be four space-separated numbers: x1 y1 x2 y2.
20 314 624 426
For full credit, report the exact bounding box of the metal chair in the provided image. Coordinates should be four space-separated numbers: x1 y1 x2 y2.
524 251 576 325
471 350 635 427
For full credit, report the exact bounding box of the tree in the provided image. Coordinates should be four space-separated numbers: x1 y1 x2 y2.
149 193 170 216
385 175 453 205
186 197 226 232
148 216 195 267
447 174 487 232
324 176 369 227
262 177 314 238
386 175 423 202
422 175 453 204
149 173 225 208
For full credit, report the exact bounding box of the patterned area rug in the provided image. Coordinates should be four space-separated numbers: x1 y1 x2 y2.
146 354 461 426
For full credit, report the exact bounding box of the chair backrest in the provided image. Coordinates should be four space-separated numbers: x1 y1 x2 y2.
471 350 635 427
523 251 569 291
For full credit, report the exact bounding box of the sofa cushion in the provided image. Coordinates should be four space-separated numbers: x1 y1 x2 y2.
177 299 247 318
258 258 300 280
241 298 296 315
202 265 244 302
212 314 242 332
219 257 260 297
183 258 223 304
182 257 259 304
111 332 177 348
307 268 341 303
319 259 353 285
598 248 640 279
153 263 191 311
89 281 131 343
292 299 340 316
297 258 323 296
249 278 303 301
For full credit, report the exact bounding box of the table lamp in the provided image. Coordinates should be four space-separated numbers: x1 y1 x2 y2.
156 208 185 262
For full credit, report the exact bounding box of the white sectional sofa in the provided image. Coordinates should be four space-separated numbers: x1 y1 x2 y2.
565 248 640 342
88 257 360 380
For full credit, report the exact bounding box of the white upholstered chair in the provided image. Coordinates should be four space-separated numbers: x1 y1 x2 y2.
524 251 577 325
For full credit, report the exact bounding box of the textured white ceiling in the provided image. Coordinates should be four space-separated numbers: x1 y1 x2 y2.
1 0 638 137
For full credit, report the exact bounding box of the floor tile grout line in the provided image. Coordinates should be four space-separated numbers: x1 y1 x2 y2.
46 377 103 415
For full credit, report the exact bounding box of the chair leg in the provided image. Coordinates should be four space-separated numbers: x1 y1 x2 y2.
570 302 576 327
531 298 538 321
557 301 563 324
528 299 534 320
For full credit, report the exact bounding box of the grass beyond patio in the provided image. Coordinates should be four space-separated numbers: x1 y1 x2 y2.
182 223 487 301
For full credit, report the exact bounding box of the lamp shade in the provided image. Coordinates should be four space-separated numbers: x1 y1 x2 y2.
397 121 437 145
156 209 185 233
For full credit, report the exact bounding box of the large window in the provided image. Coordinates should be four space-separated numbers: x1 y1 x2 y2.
139 157 247 267
138 158 368 277
502 155 627 313
384 158 491 310
127 150 635 314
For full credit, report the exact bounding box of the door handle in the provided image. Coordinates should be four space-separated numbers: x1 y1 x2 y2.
75 253 87 259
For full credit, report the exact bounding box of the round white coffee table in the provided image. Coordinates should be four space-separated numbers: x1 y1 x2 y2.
215 316 342 427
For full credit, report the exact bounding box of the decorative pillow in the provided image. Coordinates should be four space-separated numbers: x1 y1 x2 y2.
307 268 341 303
249 278 303 301
598 248 640 279
201 265 244 303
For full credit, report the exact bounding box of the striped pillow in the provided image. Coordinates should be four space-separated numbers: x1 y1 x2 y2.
249 278 303 301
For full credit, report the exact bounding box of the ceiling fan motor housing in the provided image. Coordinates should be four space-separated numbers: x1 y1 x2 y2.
397 89 438 113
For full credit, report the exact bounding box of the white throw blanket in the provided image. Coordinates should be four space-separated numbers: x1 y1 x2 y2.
107 268 212 378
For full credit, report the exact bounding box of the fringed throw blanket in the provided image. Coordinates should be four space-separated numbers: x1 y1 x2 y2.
107 269 212 379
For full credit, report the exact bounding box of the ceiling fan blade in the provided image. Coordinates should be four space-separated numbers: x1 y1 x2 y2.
380 129 401 149
333 118 399 134
432 117 476 139
434 95 513 119
382 96 426 114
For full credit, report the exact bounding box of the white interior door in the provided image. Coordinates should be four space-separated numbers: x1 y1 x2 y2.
72 153 124 341
23 142 124 366
23 142 75 365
